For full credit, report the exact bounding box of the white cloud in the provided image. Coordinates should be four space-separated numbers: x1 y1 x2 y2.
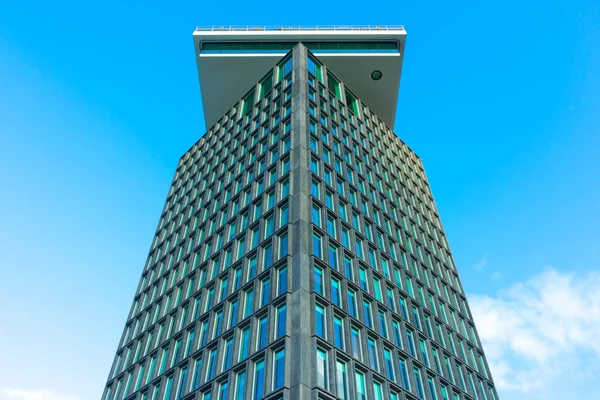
473 256 488 271
0 388 79 400
469 268 600 400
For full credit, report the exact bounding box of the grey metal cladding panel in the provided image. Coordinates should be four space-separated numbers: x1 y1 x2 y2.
288 44 315 400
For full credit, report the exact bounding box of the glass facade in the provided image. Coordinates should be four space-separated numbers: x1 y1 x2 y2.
102 43 498 400
201 41 399 54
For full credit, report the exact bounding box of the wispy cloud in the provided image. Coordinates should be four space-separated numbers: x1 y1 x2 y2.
0 388 79 400
473 256 488 271
469 268 600 399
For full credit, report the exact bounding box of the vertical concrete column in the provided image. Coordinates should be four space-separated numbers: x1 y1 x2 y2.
288 43 313 400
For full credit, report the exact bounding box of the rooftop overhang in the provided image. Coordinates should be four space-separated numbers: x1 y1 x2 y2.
193 26 407 130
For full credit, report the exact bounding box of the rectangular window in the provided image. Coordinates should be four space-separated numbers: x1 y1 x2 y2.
243 289 254 319
158 347 170 375
229 301 238 328
344 256 353 280
248 256 257 280
259 74 272 98
258 316 268 350
276 304 286 338
339 203 347 221
355 370 366 400
218 381 228 400
281 179 290 198
279 233 288 258
325 191 333 209
359 267 368 291
400 297 408 320
163 375 174 400
373 381 383 400
444 357 455 384
314 266 324 295
316 348 328 389
315 304 326 338
399 358 410 390
420 339 430 367
428 376 439 400
329 245 338 270
206 347 217 380
279 56 292 79
200 320 209 347
235 370 246 400
308 55 323 82
313 233 322 258
280 205 289 226
233 267 243 291
432 347 442 375
363 301 372 328
378 312 388 339
348 290 357 317
336 360 349 400
351 327 361 360
240 90 255 117
240 326 251 360
367 338 379 371
327 216 336 238
355 238 363 259
260 278 271 308
253 359 265 399
384 348 395 382
387 289 396 312
310 157 319 174
312 205 321 226
331 278 340 306
327 72 342 100
414 368 425 399
273 348 285 389
265 216 274 238
263 244 273 270
406 330 416 357
324 168 331 184
172 339 181 366
191 358 202 389
311 180 320 199
278 266 287 295
223 338 234 370
333 316 344 349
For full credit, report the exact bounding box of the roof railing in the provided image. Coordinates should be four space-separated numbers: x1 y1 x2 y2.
195 25 405 32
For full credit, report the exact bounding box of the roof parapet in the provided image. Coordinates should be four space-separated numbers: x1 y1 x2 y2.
194 25 405 32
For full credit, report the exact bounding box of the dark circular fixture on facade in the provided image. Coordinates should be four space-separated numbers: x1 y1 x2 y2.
371 70 383 80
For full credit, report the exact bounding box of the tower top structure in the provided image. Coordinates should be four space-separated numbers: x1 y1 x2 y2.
193 26 407 129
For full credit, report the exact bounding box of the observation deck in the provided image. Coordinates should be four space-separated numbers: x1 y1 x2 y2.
193 26 407 129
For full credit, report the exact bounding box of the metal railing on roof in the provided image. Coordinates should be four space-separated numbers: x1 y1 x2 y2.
195 25 405 32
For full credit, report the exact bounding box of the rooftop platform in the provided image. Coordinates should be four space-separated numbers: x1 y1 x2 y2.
193 26 407 129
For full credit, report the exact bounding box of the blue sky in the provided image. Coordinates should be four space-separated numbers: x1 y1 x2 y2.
0 0 599 399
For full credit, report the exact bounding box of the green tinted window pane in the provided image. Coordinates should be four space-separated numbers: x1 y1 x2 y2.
345 90 360 116
259 74 273 98
202 41 398 53
307 56 324 83
240 90 255 116
281 57 292 76
320 42 339 50
327 73 342 100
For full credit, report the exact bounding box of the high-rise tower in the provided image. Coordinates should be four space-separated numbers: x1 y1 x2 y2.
102 26 498 400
